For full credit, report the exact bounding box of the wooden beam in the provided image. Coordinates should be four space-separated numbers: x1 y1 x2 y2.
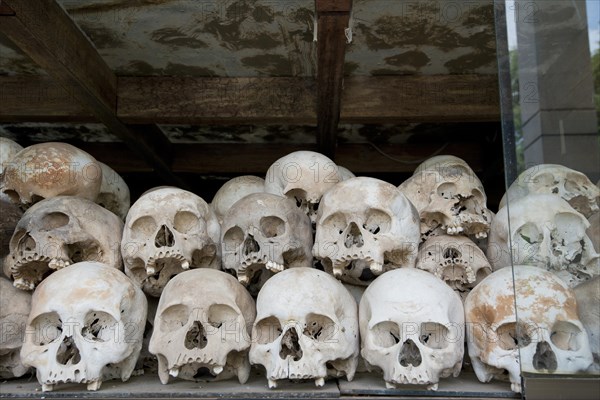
0 0 183 187
315 0 352 159
0 75 500 123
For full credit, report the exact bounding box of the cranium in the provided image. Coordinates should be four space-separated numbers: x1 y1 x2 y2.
416 234 492 302
360 268 464 390
211 175 265 224
0 138 23 204
337 165 355 181
20 262 147 391
150 269 255 384
3 142 102 209
95 162 130 220
121 187 221 297
413 155 473 176
265 151 342 225
465 265 593 393
1 200 22 278
500 164 600 218
7 196 123 291
221 193 313 296
0 277 31 378
487 194 599 287
250 267 359 388
573 277 600 371
399 157 493 240
313 177 420 286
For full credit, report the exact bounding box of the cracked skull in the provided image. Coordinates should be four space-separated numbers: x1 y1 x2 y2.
313 177 420 286
7 196 123 291
249 267 359 388
0 277 31 379
121 187 221 297
465 265 593 393
416 234 492 302
149 269 255 384
488 194 599 287
221 193 313 296
20 262 147 392
399 157 493 240
360 268 464 390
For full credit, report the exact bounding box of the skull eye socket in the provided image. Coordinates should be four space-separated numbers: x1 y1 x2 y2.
223 226 244 248
496 322 532 350
364 209 391 235
533 172 556 187
437 182 458 199
254 316 282 344
40 212 69 231
260 216 285 238
324 212 347 234
131 216 158 236
514 223 543 258
550 321 582 351
303 313 336 342
160 305 189 332
419 322 450 349
174 211 200 234
371 321 400 348
82 311 118 342
30 312 62 346
207 304 239 329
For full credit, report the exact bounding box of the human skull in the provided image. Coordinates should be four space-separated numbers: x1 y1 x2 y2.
573 277 600 371
95 162 130 220
360 268 464 390
20 262 147 391
500 164 600 218
0 138 23 204
211 176 265 224
121 187 221 297
337 165 355 181
587 212 599 253
487 194 599 287
1 200 22 278
416 234 492 302
465 265 593 393
413 155 473 176
250 267 359 388
264 151 342 225
221 193 313 296
313 177 420 286
150 269 255 384
7 196 123 291
399 159 493 240
3 142 102 209
0 277 31 378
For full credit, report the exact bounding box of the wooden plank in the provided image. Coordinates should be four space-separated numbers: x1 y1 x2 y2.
315 0 352 159
0 0 184 187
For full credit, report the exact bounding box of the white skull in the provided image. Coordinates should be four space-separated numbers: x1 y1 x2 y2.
416 234 492 302
265 151 342 224
1 200 22 278
413 155 473 176
95 162 130 220
3 142 102 209
20 262 147 391
360 268 464 390
0 138 23 204
7 196 123 291
337 165 355 181
465 265 593 393
587 211 599 253
399 158 493 240
0 277 31 378
487 194 599 287
313 177 420 286
149 269 255 384
221 193 313 296
573 277 600 371
250 267 359 388
121 187 221 297
211 175 265 224
500 164 600 218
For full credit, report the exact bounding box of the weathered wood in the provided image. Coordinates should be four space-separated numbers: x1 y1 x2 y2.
0 0 184 187
0 2 15 16
315 0 352 159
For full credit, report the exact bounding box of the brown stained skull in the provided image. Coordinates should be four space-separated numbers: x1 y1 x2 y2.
7 196 123 291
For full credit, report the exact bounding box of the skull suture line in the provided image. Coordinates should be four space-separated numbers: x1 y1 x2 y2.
313 177 420 286
121 187 221 297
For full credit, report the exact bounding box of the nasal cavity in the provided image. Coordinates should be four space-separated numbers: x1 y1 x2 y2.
243 235 260 256
56 336 81 365
443 247 461 259
344 223 364 248
533 341 557 372
279 327 303 361
155 225 174 247
399 339 422 367
185 321 207 350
